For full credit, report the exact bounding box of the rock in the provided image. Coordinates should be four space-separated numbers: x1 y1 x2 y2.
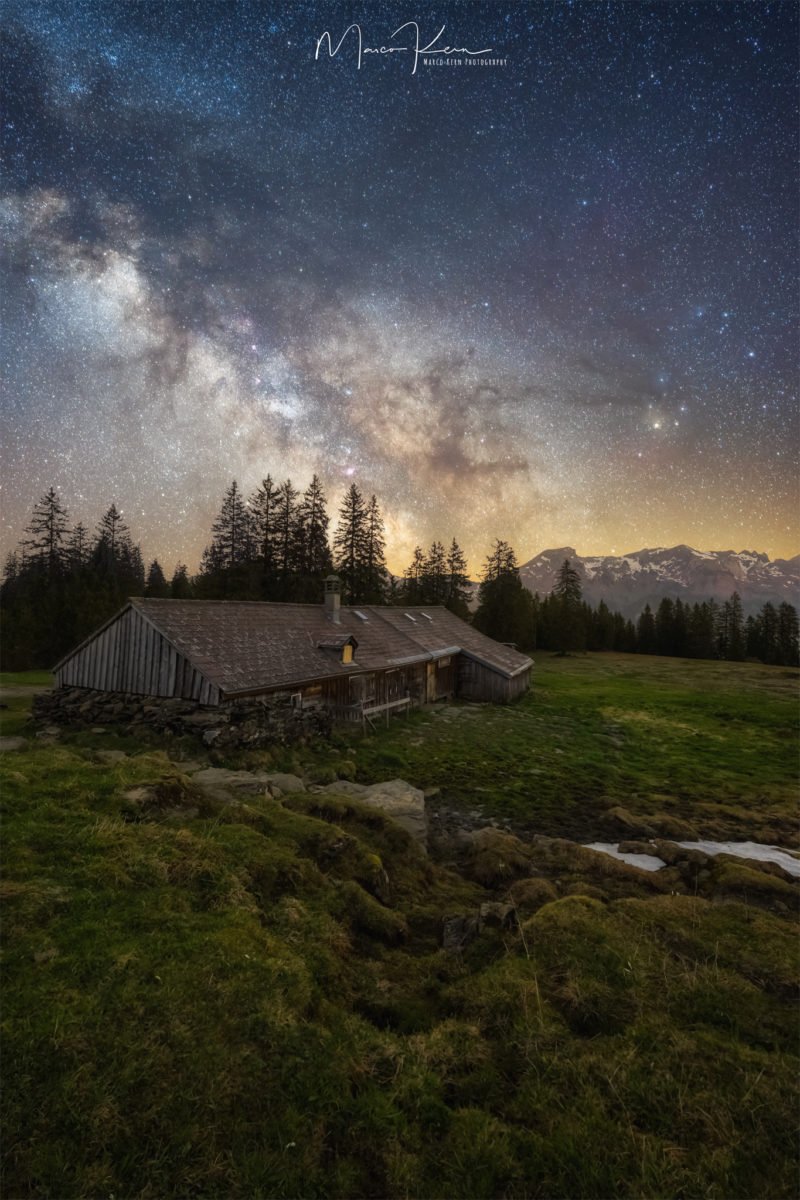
202 728 224 746
0 736 26 752
35 725 62 742
360 779 427 845
442 914 479 952
479 901 517 930
654 840 709 868
90 726 109 735
618 840 659 856
96 750 128 764
192 767 274 798
603 806 658 838
184 711 231 729
264 772 306 794
323 780 368 797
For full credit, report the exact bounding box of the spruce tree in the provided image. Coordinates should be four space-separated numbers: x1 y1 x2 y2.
145 560 169 597
636 604 657 654
170 564 193 599
249 475 278 590
423 540 448 605
776 602 799 666
66 523 90 570
333 483 367 603
209 481 248 570
23 488 69 575
362 494 388 603
274 479 299 586
474 540 534 648
296 475 332 580
445 538 471 617
655 597 675 656
727 592 745 661
552 558 584 653
402 547 427 605
759 602 779 664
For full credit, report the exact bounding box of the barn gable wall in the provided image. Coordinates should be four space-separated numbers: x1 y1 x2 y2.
457 656 531 703
55 607 219 703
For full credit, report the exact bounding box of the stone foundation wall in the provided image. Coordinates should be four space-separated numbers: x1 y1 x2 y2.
32 687 332 749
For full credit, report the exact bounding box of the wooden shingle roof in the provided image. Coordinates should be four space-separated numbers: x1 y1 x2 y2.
118 598 532 698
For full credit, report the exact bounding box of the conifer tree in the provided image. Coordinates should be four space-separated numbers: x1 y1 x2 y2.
758 601 779 663
333 483 367 603
474 540 534 648
66 523 90 570
423 541 448 605
249 475 278 586
776 601 799 666
655 597 675 656
207 481 248 571
362 494 388 603
636 604 657 654
402 547 427 605
445 538 471 617
296 475 332 579
145 560 169 597
170 563 193 599
24 488 69 575
727 591 745 660
552 558 585 652
274 479 299 584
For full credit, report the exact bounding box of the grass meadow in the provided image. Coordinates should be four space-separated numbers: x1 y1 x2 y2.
1 653 798 1198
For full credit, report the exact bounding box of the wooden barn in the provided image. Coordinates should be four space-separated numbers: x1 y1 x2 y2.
54 577 532 720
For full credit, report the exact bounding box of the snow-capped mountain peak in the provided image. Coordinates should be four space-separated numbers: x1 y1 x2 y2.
518 545 799 616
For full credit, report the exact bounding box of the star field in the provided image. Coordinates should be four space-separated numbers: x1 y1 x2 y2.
1 0 797 574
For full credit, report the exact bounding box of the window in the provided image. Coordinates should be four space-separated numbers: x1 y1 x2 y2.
342 643 353 664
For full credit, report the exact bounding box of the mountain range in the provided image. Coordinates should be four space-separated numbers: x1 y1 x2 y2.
516 546 800 617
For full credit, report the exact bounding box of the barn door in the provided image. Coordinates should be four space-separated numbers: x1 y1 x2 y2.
426 662 436 703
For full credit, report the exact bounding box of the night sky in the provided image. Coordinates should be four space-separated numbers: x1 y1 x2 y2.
1 1 797 576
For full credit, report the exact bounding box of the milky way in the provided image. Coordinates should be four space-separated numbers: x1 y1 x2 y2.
1 0 797 575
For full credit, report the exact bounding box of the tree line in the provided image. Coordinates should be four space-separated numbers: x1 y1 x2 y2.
1 485 797 670
472 545 798 665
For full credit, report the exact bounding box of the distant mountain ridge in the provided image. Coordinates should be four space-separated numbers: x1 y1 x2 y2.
517 545 800 617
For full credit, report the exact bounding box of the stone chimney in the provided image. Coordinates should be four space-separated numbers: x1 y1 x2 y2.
324 574 341 624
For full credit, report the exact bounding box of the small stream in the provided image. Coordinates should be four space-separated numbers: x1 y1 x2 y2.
584 840 800 878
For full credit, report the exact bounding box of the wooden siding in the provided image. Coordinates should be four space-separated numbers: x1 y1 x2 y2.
55 606 220 704
457 657 531 703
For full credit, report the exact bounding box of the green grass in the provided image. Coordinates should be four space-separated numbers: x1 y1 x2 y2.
0 671 54 687
0 671 52 738
346 653 800 845
2 655 799 1197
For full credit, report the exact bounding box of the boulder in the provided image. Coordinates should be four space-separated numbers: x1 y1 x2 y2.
323 780 368 798
0 736 26 752
96 750 128 765
192 767 275 799
264 772 306 794
361 779 427 845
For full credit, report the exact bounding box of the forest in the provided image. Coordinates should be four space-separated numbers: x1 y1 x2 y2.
1 480 798 672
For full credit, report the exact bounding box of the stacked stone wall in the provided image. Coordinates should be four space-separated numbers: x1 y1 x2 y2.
32 688 332 748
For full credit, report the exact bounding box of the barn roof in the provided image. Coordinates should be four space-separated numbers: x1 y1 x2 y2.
57 598 533 698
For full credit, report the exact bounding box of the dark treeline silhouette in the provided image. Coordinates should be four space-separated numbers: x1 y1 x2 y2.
2 491 798 671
